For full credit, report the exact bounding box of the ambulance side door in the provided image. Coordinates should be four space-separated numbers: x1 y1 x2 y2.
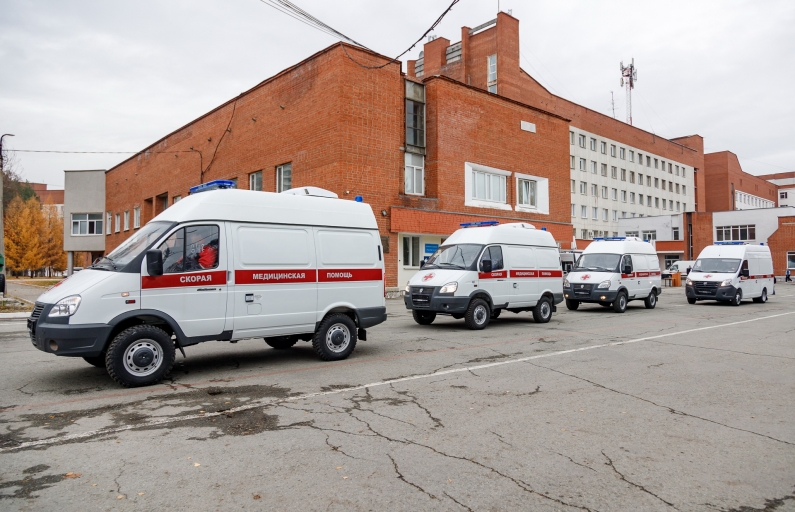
506 245 538 307
631 254 650 298
478 245 510 307
141 223 228 338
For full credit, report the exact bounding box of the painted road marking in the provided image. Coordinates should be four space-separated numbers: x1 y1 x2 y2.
3 310 794 453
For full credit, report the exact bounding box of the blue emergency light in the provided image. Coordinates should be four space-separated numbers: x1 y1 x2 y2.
189 180 236 194
593 236 626 241
354 195 363 203
460 220 499 228
715 241 746 245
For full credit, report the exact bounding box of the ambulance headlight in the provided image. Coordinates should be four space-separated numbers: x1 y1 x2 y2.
439 282 458 294
563 279 570 288
48 295 82 317
720 279 733 287
686 278 693 286
405 281 410 293
597 280 611 289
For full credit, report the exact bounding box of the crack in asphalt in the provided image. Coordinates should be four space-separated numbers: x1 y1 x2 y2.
724 492 795 511
555 452 597 472
650 340 795 360
529 363 795 447
601 450 678 509
444 491 474 511
387 453 438 501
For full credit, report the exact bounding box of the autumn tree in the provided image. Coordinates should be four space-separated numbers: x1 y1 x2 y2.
4 196 45 274
42 206 66 273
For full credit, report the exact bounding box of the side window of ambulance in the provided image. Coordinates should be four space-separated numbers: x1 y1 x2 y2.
621 255 633 272
485 246 504 270
647 255 660 271
157 225 220 274
535 248 560 269
632 254 648 272
505 246 536 269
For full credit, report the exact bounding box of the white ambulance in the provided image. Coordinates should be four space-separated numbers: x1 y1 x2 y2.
28 183 387 387
685 242 774 305
403 221 563 329
563 237 661 313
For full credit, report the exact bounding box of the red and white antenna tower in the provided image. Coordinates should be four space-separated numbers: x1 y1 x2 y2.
620 58 638 125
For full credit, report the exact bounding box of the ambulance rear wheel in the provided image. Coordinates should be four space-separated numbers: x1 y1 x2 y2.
412 310 436 325
532 297 552 323
565 299 580 311
687 297 697 305
106 325 175 388
265 336 298 349
644 290 657 309
464 299 490 330
753 288 767 303
313 314 357 361
612 292 628 313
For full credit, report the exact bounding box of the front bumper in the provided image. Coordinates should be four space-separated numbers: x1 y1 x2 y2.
28 303 111 357
685 283 737 301
404 287 470 314
563 286 618 303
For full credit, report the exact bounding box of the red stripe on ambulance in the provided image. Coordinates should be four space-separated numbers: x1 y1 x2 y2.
318 268 383 282
509 269 564 278
142 270 227 289
235 269 317 284
478 270 508 279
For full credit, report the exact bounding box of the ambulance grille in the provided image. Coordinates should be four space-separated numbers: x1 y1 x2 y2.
694 281 718 296
30 302 45 322
572 283 593 297
410 287 432 308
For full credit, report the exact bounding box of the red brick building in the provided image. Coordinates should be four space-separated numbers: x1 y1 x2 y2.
704 151 778 211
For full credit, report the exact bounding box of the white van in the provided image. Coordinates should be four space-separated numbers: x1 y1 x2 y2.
662 260 695 279
28 184 387 387
686 243 773 305
403 222 563 329
563 237 661 313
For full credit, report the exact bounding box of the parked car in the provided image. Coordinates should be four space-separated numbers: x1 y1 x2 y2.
686 243 773 305
404 221 563 330
28 183 386 387
662 260 694 279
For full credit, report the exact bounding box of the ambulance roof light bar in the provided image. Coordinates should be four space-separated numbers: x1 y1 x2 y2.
593 236 626 241
715 241 747 245
189 180 236 194
460 220 499 228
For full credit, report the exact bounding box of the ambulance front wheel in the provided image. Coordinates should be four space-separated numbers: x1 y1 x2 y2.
565 299 580 311
464 299 490 330
612 291 628 313
687 297 697 304
313 314 357 361
105 325 176 388
412 310 436 325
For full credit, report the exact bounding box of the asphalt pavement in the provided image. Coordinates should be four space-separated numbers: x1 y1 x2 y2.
1 284 794 511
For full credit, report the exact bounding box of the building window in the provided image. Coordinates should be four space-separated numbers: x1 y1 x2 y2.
630 192 636 204
581 229 588 239
133 207 141 229
472 170 505 203
654 178 659 188
71 213 103 236
630 171 635 184
579 134 586 148
669 200 673 210
676 201 680 212
172 196 181 204
592 207 598 220
571 203 576 217
406 80 426 146
782 191 789 199
638 173 643 185
681 167 686 178
662 179 666 190
683 203 686 211
405 153 424 195
106 212 112 234
570 131 574 144
570 179 576 194
487 54 497 92
621 190 627 202
619 147 626 160
611 166 617 179
654 158 659 169
600 141 607 154
249 171 263 191
114 213 120 233
608 144 615 157
669 163 673 174
672 227 680 240
642 230 657 240
570 155 575 169
123 211 130 231
612 210 618 222
676 183 680 194
581 206 588 218
517 178 537 208
591 184 598 197
626 231 639 237
629 150 634 162
590 138 597 151
402 235 421 268
580 181 587 195
601 163 607 176
682 185 687 195
602 208 608 221
620 169 626 181
716 225 756 242
646 155 651 167
669 182 673 192
591 161 597 174
601 186 608 199
612 188 617 200
276 163 292 192
787 251 795 269
655 197 659 208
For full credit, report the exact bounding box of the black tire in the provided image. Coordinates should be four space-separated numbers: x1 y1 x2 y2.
464 299 490 330
0 274 5 295
491 309 502 319
565 299 580 311
644 290 657 309
412 310 436 325
105 325 176 388
532 297 553 323
82 355 106 368
312 314 357 361
613 291 628 313
752 288 768 304
687 297 697 305
265 336 298 349
730 289 743 306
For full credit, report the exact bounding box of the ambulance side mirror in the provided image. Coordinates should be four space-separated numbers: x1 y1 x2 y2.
419 260 425 269
623 264 632 275
146 250 164 276
741 268 750 278
480 259 492 273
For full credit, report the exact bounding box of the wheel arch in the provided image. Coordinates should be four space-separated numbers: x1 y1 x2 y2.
105 309 186 352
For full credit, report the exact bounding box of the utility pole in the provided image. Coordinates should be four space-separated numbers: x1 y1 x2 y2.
0 133 15 296
620 59 638 125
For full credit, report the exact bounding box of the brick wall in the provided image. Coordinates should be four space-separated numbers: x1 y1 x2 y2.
767 216 795 275
687 212 714 260
704 151 779 211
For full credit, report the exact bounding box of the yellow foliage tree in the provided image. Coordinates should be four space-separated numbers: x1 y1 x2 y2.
41 206 66 272
4 196 46 274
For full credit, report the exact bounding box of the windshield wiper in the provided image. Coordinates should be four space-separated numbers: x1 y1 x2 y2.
438 262 466 270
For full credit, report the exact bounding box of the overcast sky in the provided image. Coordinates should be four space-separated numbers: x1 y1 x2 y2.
2 0 794 188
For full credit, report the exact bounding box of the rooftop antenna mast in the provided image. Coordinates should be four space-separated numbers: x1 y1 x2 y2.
620 58 638 125
610 91 616 119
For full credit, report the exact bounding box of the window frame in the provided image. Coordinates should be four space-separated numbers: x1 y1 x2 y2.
70 213 104 237
276 163 292 193
133 207 141 229
404 153 425 195
249 170 263 191
464 162 511 211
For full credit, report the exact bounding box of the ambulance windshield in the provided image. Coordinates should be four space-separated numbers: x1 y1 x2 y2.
691 258 740 273
572 253 621 273
99 221 174 270
424 244 484 270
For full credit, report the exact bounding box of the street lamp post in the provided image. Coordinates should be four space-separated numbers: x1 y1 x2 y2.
0 133 15 296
